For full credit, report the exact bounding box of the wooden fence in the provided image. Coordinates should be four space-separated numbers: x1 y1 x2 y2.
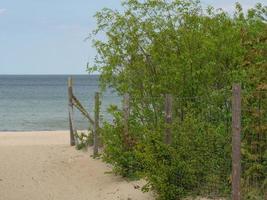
67 77 248 200
67 77 131 157
67 77 98 157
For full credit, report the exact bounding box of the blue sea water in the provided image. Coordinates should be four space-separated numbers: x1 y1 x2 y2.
0 75 120 131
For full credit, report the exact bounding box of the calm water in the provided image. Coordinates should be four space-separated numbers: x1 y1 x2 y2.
0 75 120 131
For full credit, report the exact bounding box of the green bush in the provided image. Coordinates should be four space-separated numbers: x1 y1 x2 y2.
101 110 143 179
89 0 267 199
136 115 231 200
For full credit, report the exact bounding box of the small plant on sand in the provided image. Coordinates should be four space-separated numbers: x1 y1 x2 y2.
75 130 93 150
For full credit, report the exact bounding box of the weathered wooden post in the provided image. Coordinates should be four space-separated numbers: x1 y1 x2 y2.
68 77 76 146
93 92 100 157
123 93 130 142
232 84 241 200
164 94 173 145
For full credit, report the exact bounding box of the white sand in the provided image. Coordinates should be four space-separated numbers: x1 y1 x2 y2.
0 131 154 200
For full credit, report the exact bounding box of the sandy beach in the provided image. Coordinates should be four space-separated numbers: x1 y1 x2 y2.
0 131 153 200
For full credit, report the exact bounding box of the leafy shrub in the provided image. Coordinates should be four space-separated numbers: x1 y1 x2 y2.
101 110 143 179
89 0 267 199
136 115 231 200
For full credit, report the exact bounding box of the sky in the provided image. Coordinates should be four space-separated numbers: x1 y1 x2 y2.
0 0 266 75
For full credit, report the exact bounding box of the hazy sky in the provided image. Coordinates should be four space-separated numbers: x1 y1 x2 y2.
0 0 266 74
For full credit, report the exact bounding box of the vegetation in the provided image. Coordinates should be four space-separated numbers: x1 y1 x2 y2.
75 131 93 150
88 0 267 199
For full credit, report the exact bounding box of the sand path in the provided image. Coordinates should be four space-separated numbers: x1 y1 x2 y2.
0 131 153 200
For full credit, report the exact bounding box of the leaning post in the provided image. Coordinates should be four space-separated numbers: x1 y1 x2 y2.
232 84 241 200
68 77 76 146
93 92 100 157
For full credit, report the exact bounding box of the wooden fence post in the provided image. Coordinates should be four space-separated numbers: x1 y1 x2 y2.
165 94 173 145
123 94 130 141
68 77 76 146
232 84 241 200
93 92 100 157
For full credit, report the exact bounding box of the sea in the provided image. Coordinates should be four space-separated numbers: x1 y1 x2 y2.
0 75 120 131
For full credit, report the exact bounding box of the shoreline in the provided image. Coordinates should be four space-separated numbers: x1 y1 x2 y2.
0 130 69 132
0 129 89 134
